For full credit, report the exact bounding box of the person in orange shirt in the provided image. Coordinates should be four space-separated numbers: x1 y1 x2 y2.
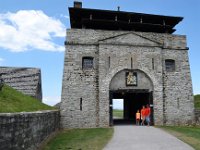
135 110 140 125
145 104 151 126
141 106 146 126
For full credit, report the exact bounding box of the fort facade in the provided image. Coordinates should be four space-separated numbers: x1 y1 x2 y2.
61 2 194 128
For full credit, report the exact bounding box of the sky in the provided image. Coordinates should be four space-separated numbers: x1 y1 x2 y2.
0 0 199 106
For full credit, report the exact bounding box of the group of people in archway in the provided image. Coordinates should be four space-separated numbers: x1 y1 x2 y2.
136 104 151 126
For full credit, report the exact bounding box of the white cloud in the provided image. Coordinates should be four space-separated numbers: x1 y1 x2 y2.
0 10 66 52
43 96 61 106
0 58 5 65
60 14 69 19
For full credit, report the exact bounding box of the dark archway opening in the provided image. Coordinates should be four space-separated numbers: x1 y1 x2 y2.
110 89 154 125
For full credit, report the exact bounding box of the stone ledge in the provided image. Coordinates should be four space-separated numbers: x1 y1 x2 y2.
0 110 59 116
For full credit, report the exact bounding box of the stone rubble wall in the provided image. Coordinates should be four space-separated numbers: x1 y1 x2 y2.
0 110 60 150
0 67 42 100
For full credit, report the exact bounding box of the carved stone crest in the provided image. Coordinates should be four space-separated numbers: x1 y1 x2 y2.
126 71 137 86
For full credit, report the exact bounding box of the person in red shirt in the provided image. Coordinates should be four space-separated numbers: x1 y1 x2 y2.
141 106 146 126
145 104 151 126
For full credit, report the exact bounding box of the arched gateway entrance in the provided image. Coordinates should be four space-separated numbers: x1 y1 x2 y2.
109 69 154 126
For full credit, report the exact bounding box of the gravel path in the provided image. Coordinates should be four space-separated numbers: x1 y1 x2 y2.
103 125 194 150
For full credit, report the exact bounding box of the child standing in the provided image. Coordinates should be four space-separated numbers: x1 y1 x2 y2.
136 110 140 125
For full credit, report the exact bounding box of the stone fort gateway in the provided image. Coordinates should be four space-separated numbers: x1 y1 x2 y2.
0 2 198 150
60 2 194 128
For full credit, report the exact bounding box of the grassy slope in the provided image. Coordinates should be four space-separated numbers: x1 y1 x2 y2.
160 126 200 150
194 95 200 109
43 128 114 150
0 84 55 113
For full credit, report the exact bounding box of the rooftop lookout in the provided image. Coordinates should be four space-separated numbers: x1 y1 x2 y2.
69 1 183 34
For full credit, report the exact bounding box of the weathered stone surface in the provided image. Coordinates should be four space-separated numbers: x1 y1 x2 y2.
0 110 60 150
61 29 194 128
0 67 42 100
195 109 200 125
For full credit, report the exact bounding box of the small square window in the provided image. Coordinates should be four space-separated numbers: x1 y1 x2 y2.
82 57 93 69
165 59 175 72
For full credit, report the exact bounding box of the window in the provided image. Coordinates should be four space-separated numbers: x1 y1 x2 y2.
165 59 175 72
108 57 110 68
82 57 94 69
80 98 82 111
152 58 154 70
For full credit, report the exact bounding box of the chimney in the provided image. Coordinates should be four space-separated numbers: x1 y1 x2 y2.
118 6 120 11
74 1 82 8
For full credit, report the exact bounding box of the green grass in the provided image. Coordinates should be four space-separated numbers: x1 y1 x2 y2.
194 95 200 109
0 84 55 113
43 128 114 150
159 126 200 150
113 109 123 118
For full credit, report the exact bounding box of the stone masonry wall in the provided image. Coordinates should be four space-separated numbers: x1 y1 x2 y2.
0 67 42 100
0 110 60 150
61 44 99 128
61 28 194 128
97 44 164 126
110 69 153 91
163 49 194 125
66 29 186 50
195 109 200 125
